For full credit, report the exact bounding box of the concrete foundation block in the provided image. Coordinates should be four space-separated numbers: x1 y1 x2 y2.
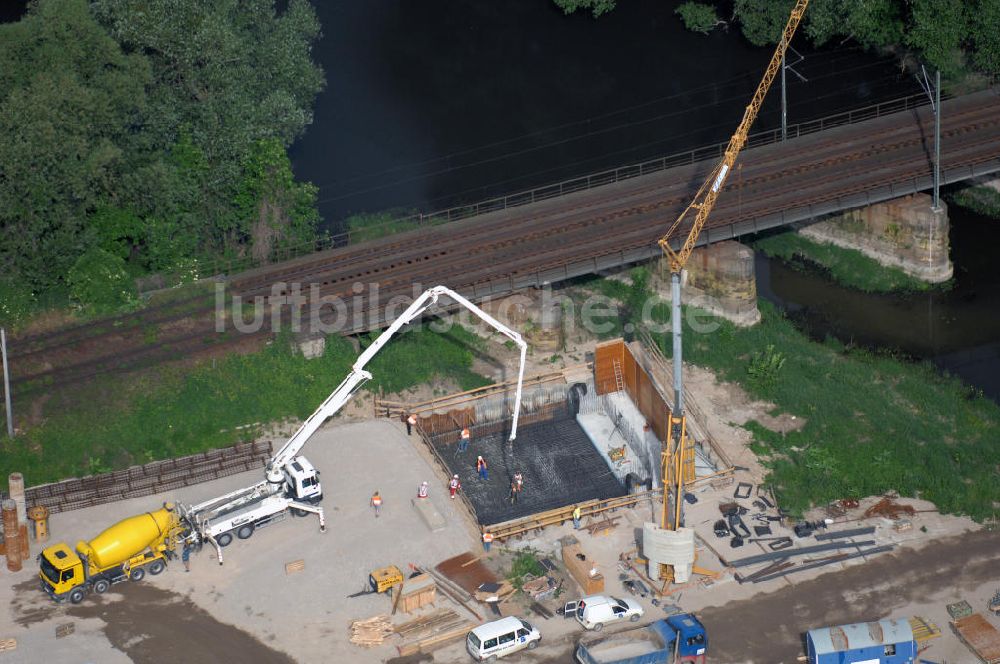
412 497 447 532
298 336 325 359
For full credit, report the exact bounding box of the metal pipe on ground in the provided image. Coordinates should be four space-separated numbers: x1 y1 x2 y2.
724 540 878 567
748 545 895 583
815 526 876 541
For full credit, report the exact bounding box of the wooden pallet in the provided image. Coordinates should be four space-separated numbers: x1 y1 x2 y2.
0 638 16 652
284 559 305 575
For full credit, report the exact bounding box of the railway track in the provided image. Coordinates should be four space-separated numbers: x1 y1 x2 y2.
7 88 1000 396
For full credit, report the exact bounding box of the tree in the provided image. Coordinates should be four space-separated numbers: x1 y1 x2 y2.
970 0 1000 74
91 0 325 258
675 2 721 35
551 0 616 18
733 0 795 47
0 0 152 289
905 0 967 77
233 139 320 264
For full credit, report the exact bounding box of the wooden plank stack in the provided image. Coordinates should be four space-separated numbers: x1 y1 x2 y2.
349 615 393 648
396 621 476 657
394 609 462 640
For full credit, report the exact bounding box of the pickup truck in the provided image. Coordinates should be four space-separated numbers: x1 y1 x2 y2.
575 615 708 664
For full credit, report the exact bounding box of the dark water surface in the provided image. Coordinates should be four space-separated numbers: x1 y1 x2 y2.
756 203 1000 402
293 0 920 227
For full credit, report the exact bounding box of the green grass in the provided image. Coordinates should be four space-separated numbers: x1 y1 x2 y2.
640 299 1000 520
950 185 1000 219
346 212 422 243
0 324 490 491
752 231 934 293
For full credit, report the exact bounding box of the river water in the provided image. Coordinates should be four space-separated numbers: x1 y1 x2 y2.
294 0 920 224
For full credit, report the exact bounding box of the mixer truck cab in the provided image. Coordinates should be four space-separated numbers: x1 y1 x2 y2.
38 505 181 604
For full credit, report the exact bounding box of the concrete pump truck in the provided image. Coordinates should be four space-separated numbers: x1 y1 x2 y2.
38 286 528 603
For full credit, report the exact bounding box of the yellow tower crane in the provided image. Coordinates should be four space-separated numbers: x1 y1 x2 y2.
656 0 809 539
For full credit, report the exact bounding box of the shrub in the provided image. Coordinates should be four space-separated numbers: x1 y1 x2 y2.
67 247 138 315
747 344 786 390
0 278 36 328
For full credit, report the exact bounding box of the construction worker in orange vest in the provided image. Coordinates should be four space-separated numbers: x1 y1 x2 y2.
482 530 494 552
476 455 488 480
406 413 417 435
458 426 471 452
449 475 462 499
371 491 382 518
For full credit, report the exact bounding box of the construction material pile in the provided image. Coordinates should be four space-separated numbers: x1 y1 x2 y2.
349 615 393 647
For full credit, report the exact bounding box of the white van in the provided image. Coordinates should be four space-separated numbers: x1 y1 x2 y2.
562 595 644 631
466 616 541 661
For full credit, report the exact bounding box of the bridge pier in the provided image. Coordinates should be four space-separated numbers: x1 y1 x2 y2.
653 240 761 327
799 193 953 283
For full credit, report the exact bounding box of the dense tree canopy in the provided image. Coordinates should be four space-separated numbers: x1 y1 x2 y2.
0 0 324 311
558 0 1000 80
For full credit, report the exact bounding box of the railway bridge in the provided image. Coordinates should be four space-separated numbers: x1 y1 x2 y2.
232 87 1000 325
10 88 1000 392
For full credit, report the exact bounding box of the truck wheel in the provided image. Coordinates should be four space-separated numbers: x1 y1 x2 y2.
630 613 641 622
236 524 254 540
148 560 165 575
216 532 233 547
129 567 146 582
292 508 309 518
93 579 110 594
69 588 85 604
593 622 604 632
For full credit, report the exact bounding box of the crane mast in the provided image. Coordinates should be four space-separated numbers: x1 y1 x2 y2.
656 0 809 533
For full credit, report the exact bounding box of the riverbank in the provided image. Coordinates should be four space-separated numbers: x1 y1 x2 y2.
751 230 937 293
657 298 999 520
573 269 1000 521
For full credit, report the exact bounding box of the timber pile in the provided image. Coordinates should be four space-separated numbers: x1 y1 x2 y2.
394 609 466 640
0 638 16 652
397 621 476 657
349 615 393 647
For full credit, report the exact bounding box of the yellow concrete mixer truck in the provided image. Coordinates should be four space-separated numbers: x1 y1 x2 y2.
38 503 186 604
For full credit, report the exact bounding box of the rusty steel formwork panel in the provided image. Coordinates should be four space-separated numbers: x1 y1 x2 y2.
9 440 272 515
953 614 1000 664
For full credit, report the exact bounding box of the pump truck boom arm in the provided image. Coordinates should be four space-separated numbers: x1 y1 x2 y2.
266 285 527 485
